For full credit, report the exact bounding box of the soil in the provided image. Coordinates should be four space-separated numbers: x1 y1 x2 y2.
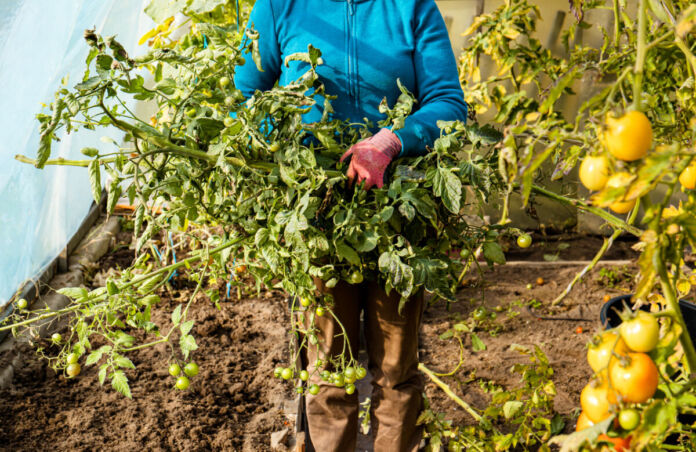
0 230 656 451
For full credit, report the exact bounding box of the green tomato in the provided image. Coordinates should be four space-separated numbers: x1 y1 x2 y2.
618 409 640 431
517 234 532 248
51 333 62 344
459 248 471 259
300 297 311 307
315 306 325 317
218 76 230 89
66 353 79 365
16 299 28 310
299 370 309 381
274 366 284 378
184 362 199 377
332 373 345 387
175 376 190 390
269 143 281 153
345 383 355 395
320 370 331 381
347 271 363 285
356 367 367 379
344 367 356 380
185 108 197 118
224 96 235 107
169 363 182 377
281 368 293 380
308 384 320 395
472 307 488 321
223 116 234 128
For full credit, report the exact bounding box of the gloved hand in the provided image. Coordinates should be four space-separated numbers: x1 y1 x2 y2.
339 128 402 190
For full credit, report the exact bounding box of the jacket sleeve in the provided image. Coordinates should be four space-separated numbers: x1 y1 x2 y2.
233 0 282 98
393 1 468 157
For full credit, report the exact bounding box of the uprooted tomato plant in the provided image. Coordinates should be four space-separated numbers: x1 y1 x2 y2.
2 0 509 411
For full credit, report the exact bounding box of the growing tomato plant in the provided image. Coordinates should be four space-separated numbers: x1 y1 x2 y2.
462 0 696 449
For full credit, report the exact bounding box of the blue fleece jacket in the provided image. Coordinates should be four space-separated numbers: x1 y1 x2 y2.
234 0 468 156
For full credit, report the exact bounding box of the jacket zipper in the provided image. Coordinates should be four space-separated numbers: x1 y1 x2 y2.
346 0 358 110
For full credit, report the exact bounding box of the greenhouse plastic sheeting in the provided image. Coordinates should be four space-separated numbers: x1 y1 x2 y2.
0 0 152 306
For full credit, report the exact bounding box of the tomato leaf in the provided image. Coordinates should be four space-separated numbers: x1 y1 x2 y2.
180 320 195 336
483 241 506 266
179 334 199 359
171 304 182 326
503 401 523 419
432 166 462 214
110 370 132 399
471 333 486 352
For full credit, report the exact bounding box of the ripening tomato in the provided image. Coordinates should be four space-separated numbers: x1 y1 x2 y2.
604 111 652 161
597 434 631 452
587 332 629 373
605 172 636 214
517 234 532 248
579 155 611 191
66 363 81 378
609 353 659 403
679 161 696 189
620 311 659 352
580 377 618 423
575 411 595 431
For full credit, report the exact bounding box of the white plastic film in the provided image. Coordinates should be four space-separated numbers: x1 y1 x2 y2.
0 0 153 306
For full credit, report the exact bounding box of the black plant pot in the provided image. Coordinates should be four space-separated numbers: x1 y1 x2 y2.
600 294 696 348
600 294 696 441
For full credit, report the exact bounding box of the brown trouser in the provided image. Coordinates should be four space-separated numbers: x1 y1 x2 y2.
304 279 425 452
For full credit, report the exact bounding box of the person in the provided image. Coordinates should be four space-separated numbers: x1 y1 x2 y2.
234 1 467 450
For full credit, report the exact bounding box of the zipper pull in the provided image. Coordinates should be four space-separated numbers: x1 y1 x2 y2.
347 0 355 15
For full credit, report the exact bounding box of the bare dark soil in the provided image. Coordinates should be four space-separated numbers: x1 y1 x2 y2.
0 231 647 451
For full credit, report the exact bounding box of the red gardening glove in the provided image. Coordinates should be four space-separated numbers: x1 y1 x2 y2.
339 128 402 190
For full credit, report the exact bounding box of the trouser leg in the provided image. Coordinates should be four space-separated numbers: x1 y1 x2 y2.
304 279 362 452
364 282 425 452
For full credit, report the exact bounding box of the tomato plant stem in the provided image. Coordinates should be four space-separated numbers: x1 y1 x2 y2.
0 236 245 332
418 362 485 424
529 184 642 236
552 202 639 306
612 0 620 47
632 0 647 109
551 230 620 306
657 260 696 373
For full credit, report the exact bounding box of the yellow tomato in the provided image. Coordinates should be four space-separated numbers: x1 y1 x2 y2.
579 155 610 191
606 172 636 214
679 161 696 189
587 331 629 373
580 376 618 423
604 111 652 161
